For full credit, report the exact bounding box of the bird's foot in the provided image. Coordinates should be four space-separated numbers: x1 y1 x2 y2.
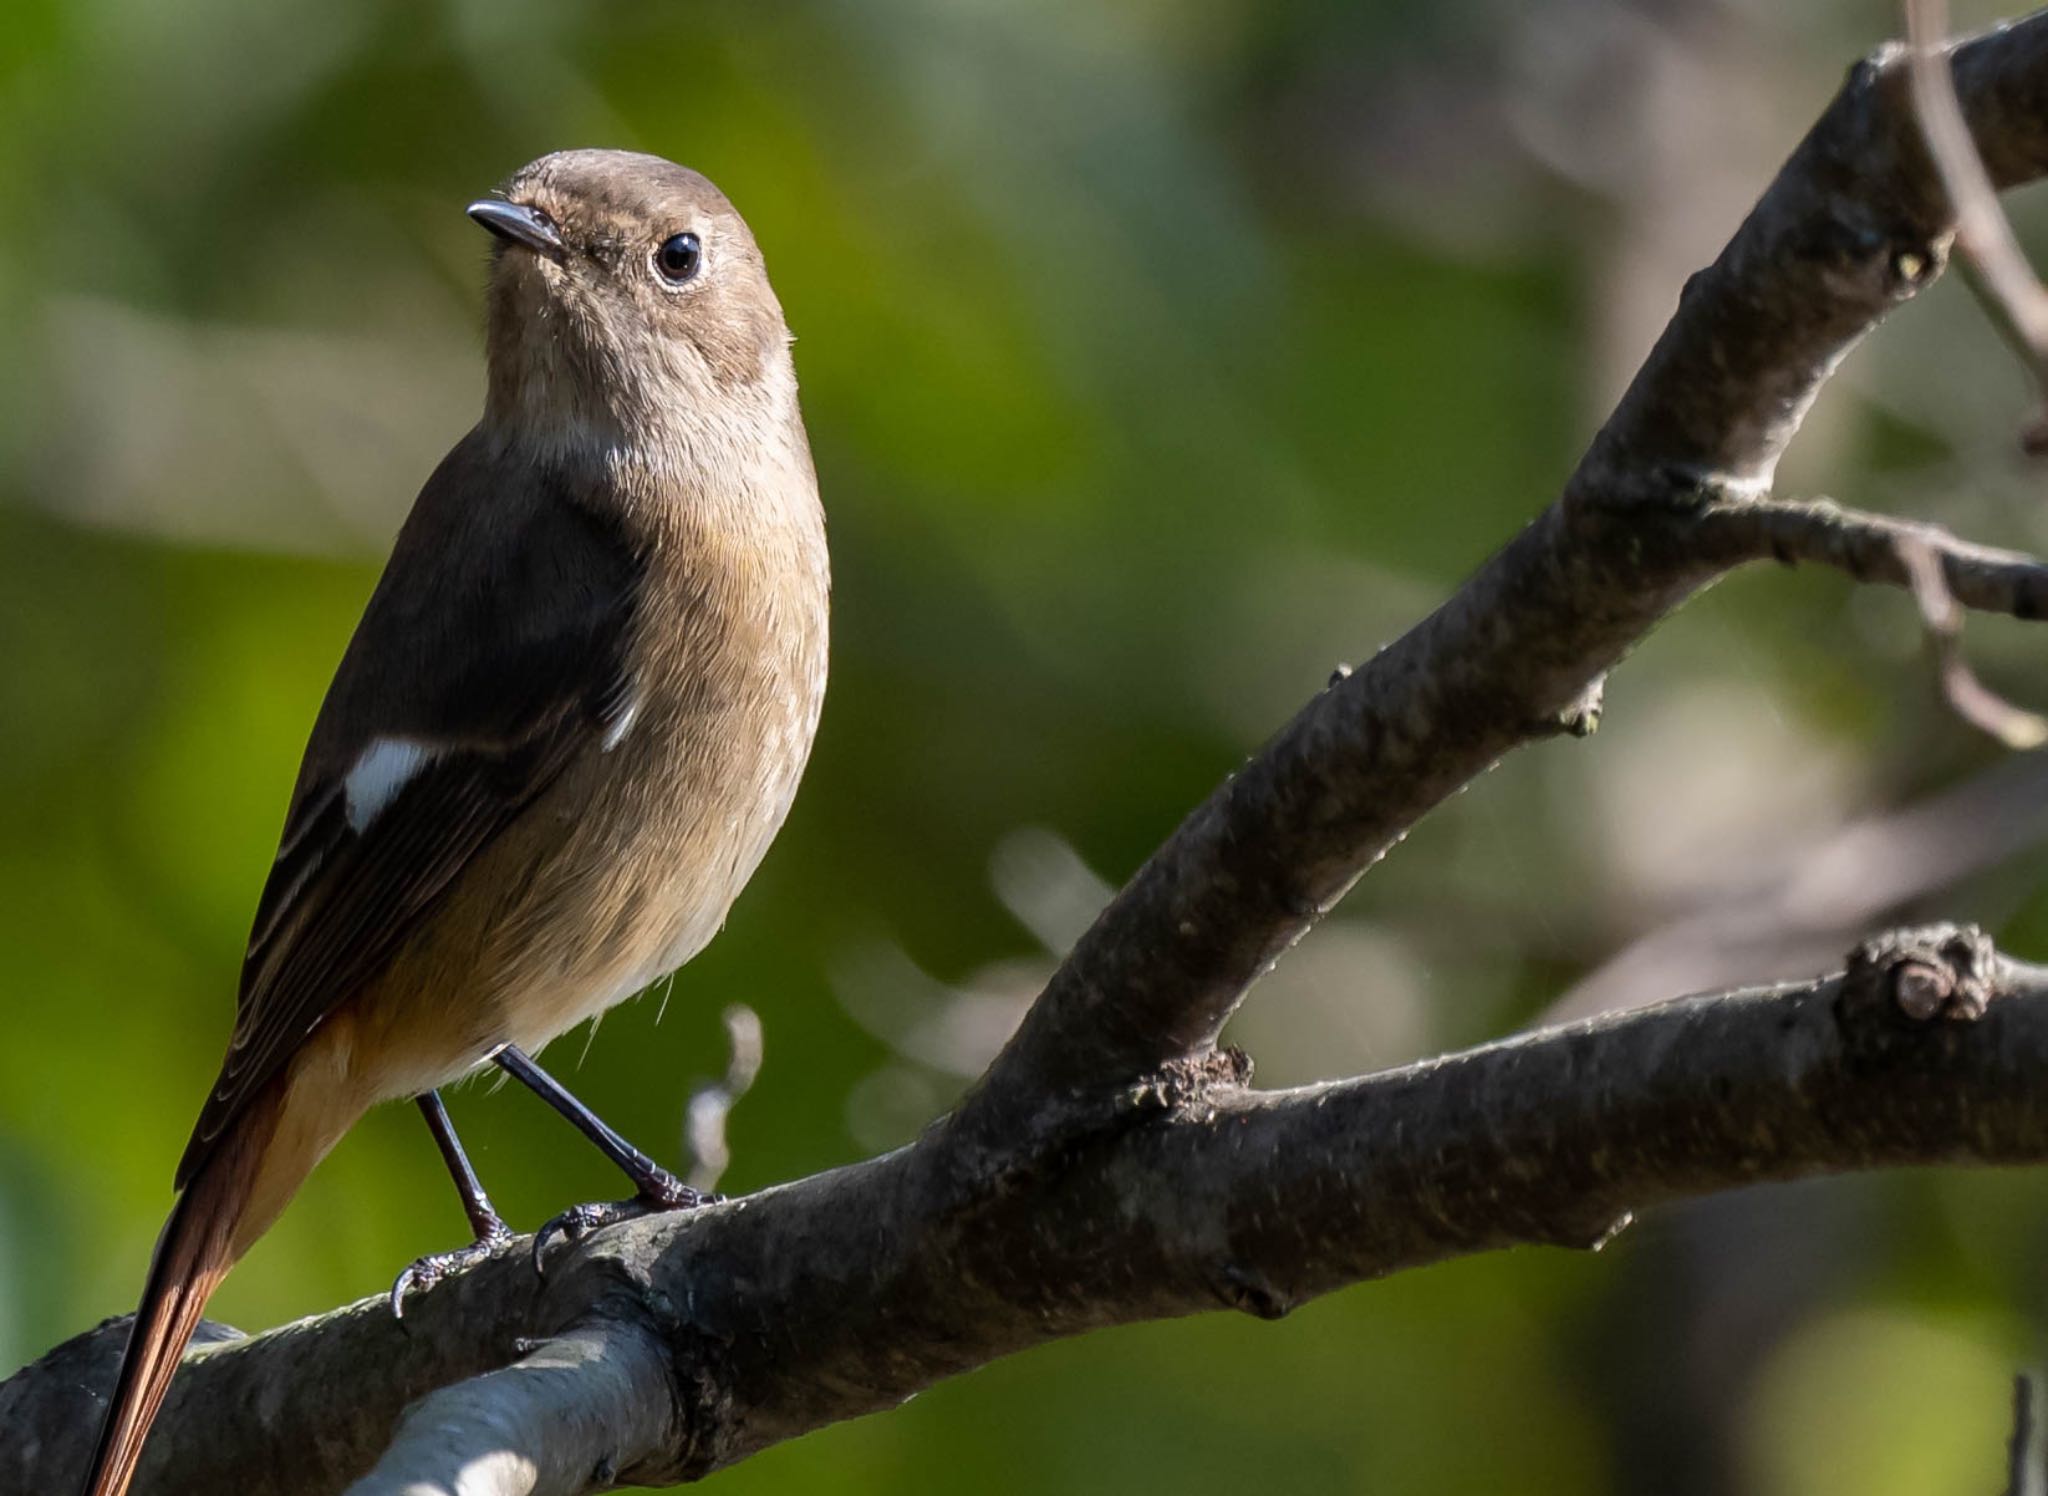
390 1217 518 1318
532 1167 722 1276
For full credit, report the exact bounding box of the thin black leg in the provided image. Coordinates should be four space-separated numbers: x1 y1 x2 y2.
417 1090 506 1241
388 1090 516 1318
494 1045 691 1199
494 1044 714 1271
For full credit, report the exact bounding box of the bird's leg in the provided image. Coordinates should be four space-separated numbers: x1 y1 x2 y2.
420 1089 511 1239
389 1090 517 1316
494 1044 718 1272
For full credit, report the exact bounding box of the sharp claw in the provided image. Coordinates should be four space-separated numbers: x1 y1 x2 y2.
531 1186 715 1278
390 1222 518 1318
531 1219 564 1279
531 1204 595 1278
390 1259 442 1322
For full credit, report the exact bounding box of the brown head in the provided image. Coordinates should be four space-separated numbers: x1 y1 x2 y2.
469 149 796 456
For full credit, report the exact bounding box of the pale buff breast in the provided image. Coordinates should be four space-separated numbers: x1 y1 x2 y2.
339 592 824 1107
338 405 828 1105
473 493 827 1060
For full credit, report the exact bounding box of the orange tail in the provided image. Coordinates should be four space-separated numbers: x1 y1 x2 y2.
80 1090 283 1496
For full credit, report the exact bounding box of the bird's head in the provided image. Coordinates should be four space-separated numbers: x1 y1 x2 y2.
470 149 795 456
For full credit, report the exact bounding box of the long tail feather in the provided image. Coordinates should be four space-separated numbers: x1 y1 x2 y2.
79 1089 283 1496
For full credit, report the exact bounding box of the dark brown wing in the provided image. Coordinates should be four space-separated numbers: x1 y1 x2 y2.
174 445 644 1188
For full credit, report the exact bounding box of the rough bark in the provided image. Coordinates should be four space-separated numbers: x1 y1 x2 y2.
10 13 2048 1496
8 930 2047 1495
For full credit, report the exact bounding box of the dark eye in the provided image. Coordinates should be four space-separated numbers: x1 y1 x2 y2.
654 232 702 284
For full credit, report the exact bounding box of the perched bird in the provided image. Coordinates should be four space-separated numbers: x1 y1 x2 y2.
80 149 829 1496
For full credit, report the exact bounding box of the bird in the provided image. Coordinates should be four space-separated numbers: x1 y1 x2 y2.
79 148 830 1496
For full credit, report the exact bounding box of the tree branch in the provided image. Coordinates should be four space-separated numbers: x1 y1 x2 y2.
345 1323 676 1496
1907 0 2048 429
954 10 2048 1151
13 11 2048 1496
1696 494 2048 619
8 928 2047 1494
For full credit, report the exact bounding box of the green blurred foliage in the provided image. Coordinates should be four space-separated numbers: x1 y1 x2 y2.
3 0 2048 1491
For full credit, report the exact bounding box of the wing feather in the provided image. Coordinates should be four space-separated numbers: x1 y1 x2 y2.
174 451 643 1188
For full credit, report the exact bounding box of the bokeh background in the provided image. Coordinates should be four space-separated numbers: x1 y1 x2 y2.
5 0 2048 1491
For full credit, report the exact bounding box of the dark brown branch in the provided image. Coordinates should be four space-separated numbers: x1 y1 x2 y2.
6 929 2047 1494
14 12 2048 1496
954 12 2048 1151
1695 494 2048 619
1582 15 2048 494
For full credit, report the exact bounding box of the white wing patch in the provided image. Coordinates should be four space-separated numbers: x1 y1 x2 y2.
344 738 435 832
601 696 640 752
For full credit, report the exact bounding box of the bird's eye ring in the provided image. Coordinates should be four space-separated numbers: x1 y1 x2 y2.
654 232 702 285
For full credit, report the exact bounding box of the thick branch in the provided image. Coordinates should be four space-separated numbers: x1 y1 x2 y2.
346 1324 676 1496
15 12 2048 1496
955 12 2048 1151
7 930 2047 1494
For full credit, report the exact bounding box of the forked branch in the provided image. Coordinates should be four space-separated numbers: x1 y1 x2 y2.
9 12 2048 1496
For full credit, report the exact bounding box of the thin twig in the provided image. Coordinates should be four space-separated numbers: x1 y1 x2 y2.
1692 492 2048 744
683 1005 764 1194
2007 1372 2045 1496
12 929 2048 1496
18 12 2048 1493
1899 1 2048 736
1697 493 2048 619
1897 532 2048 747
1905 0 2048 447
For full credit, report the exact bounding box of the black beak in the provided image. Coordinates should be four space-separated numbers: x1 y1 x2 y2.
466 199 567 262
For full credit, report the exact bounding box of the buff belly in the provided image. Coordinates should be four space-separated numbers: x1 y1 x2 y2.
336 692 814 1112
